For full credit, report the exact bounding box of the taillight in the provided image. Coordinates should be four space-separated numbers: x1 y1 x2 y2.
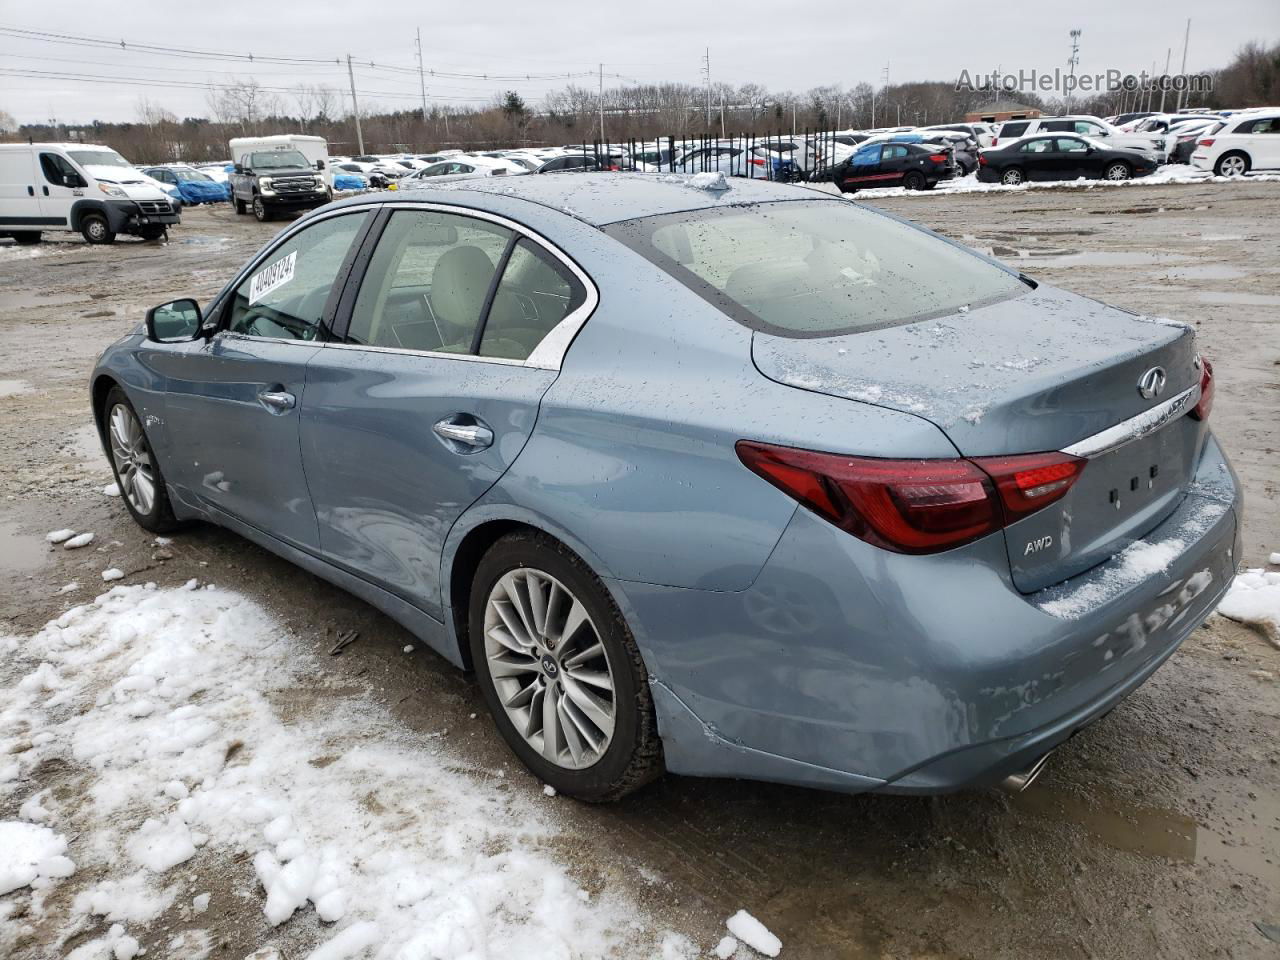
979 154 988 166
1190 358 1214 420
1198 138 1215 147
929 153 948 163
991 138 998 146
749 156 766 166
736 442 1086 555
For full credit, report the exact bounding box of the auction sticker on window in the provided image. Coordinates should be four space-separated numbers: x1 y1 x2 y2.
248 251 296 304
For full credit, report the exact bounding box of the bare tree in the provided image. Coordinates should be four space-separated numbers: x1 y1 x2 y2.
0 109 18 134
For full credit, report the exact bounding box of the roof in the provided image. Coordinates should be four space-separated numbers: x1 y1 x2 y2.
339 173 825 227
972 100 1039 113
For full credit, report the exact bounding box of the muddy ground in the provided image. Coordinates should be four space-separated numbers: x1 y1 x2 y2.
1 181 1278 959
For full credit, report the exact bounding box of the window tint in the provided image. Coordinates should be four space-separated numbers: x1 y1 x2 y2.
885 145 909 159
40 153 82 185
1057 138 1089 152
1019 139 1054 153
481 240 586 360
607 200 1024 338
1000 122 1029 137
1041 120 1072 132
346 210 512 353
227 212 367 341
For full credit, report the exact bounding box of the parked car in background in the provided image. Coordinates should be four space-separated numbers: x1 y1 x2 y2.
536 154 601 174
332 170 369 191
230 135 331 189
1163 119 1222 164
922 122 995 148
140 165 230 204
822 139 956 191
916 132 979 174
978 135 1157 185
334 161 390 189
0 142 179 244
993 116 1164 161
400 156 523 186
1191 112 1280 177
94 174 1237 803
229 147 331 222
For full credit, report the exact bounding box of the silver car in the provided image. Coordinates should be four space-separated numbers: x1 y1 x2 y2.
91 175 1240 801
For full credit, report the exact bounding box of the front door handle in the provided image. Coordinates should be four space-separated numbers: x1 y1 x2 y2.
433 417 493 450
258 389 296 413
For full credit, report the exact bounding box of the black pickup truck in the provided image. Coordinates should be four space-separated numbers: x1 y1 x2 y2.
229 148 331 222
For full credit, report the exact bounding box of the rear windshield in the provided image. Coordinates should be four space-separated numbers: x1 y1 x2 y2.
605 200 1025 338
1000 122 1030 137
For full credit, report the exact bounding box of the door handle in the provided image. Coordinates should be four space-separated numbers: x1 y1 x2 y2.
433 417 493 450
42 186 49 196
258 389 295 413
27 186 34 196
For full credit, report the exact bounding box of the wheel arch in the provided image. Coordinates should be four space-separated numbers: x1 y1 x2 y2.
91 372 119 439
69 198 109 232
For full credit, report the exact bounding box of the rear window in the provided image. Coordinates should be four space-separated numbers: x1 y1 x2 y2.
1000 122 1030 137
605 200 1025 338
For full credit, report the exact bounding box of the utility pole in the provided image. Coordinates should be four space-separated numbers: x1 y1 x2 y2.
702 47 712 131
1176 18 1191 110
1066 29 1081 113
880 62 890 128
598 63 605 143
1159 46 1171 112
346 54 365 155
415 29 428 122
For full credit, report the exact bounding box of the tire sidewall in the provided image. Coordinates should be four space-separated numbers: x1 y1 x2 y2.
82 214 112 244
903 171 925 190
1105 162 1130 181
1002 168 1023 186
1216 152 1248 177
469 535 648 799
102 387 174 533
253 196 269 221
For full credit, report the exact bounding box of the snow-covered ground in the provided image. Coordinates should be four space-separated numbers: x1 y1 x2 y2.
0 583 700 959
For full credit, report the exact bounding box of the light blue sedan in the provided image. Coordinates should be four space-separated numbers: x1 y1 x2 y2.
90 175 1240 801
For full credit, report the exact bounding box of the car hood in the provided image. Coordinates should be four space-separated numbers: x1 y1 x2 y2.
750 283 1197 457
82 165 171 201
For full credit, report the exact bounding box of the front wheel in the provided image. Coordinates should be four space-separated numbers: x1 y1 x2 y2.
1215 152 1250 178
252 196 272 222
1104 161 1131 181
81 212 115 245
1000 167 1025 186
469 531 663 802
102 386 182 533
903 171 926 191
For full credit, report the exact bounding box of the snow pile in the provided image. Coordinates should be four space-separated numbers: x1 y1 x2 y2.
63 532 94 549
103 483 120 498
46 529 76 544
0 821 75 896
0 583 665 957
1217 569 1280 646
725 910 781 957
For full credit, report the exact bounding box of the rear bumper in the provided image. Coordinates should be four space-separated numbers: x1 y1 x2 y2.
625 433 1241 793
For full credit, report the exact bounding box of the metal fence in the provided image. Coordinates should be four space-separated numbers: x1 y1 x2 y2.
580 128 854 183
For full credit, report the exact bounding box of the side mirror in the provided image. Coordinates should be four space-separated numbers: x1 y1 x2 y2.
62 173 82 188
315 160 325 170
1086 146 1096 154
234 164 244 175
146 298 204 343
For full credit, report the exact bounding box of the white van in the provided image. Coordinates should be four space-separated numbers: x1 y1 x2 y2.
0 142 180 245
228 135 331 188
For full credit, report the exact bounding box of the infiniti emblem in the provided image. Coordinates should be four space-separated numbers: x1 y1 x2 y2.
1137 366 1167 400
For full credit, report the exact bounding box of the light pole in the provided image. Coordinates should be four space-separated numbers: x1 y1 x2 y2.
1066 29 1081 114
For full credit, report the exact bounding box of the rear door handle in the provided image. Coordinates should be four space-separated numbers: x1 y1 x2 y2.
433 417 493 451
258 389 296 413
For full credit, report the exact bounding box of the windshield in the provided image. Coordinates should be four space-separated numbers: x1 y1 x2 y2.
68 150 130 168
174 167 212 181
606 200 1025 338
249 150 310 169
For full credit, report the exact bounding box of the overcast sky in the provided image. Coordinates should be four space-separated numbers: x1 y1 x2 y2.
3 1 1276 125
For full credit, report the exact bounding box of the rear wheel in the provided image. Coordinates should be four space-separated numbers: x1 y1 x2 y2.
252 196 272 222
469 531 663 801
81 212 115 245
1000 167 1025 186
903 171 926 190
1104 161 1131 181
11 231 41 245
1215 152 1249 178
103 386 182 533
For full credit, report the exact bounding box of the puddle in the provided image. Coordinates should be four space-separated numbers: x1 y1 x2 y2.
0 519 50 576
1013 785 1278 881
1032 250 1190 267
1196 290 1280 307
0 379 33 399
1157 265 1247 280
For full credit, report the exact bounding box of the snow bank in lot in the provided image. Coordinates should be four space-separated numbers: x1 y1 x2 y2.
725 910 781 957
0 821 75 895
0 582 664 957
1218 569 1280 646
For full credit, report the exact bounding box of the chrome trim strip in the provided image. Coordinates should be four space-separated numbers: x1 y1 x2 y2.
319 341 529 367
1061 383 1200 459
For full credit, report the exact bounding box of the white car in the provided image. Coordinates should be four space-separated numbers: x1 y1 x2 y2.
921 123 995 148
398 156 524 188
1191 112 1280 177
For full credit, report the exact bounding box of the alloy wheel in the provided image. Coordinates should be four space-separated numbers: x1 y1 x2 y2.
483 568 616 770
1105 163 1130 181
1002 169 1023 186
108 404 157 516
1219 155 1246 177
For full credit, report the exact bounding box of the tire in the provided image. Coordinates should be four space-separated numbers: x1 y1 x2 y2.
1104 161 1131 181
81 212 115 245
252 196 272 222
1214 152 1250 178
11 231 41 245
102 386 182 534
469 531 663 802
234 197 247 215
1001 167 1025 186
903 171 926 191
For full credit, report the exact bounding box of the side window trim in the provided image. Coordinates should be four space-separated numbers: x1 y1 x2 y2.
469 232 520 354
213 207 377 343
323 201 599 371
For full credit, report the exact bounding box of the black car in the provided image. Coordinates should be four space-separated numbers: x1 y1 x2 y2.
977 135 1157 186
230 148 330 222
536 154 602 174
819 140 956 192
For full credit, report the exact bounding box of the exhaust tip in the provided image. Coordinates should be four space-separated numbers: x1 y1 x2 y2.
999 751 1054 794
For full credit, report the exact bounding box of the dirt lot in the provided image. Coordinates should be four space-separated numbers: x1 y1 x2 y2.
1 182 1278 959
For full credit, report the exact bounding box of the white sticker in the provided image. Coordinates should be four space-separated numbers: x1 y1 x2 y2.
248 251 296 305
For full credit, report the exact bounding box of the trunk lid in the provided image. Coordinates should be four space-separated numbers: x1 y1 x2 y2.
751 284 1205 592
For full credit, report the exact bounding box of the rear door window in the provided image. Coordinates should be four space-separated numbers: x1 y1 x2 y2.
606 200 1025 338
480 240 586 360
1000 122 1030 137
